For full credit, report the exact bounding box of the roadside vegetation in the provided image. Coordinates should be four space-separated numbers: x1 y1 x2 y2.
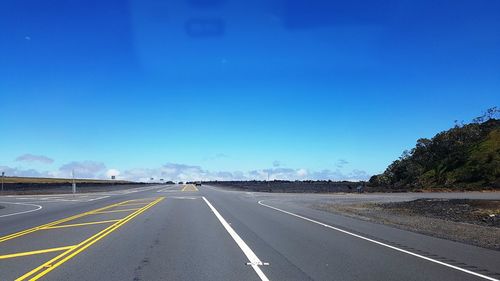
369 107 500 191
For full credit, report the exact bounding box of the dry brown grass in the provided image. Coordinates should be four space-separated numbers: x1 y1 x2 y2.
1 176 131 184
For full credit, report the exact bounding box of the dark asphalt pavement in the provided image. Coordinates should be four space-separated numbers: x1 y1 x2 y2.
1 185 499 281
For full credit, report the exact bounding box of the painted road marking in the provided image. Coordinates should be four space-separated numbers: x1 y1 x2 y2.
0 246 76 260
156 186 179 192
100 185 166 195
203 197 270 281
42 220 121 229
181 184 199 192
1 195 110 203
91 208 140 214
258 200 499 281
12 197 164 281
0 201 127 243
85 196 110 202
0 198 156 243
0 202 43 218
118 202 150 207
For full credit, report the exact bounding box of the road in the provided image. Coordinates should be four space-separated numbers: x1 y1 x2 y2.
1 185 499 281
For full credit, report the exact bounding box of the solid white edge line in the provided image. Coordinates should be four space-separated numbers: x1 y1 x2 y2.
258 200 499 281
202 197 270 281
0 202 43 218
87 196 110 201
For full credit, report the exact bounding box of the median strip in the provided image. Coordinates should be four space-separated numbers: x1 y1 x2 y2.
15 197 164 281
0 200 129 243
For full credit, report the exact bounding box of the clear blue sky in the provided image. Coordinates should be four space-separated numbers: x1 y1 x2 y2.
1 0 499 181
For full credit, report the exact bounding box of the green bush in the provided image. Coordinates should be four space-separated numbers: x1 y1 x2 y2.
370 108 500 190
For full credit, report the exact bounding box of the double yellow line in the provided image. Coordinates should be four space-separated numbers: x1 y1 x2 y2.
15 197 164 281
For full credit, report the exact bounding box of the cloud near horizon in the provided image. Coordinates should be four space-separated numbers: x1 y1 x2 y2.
0 162 371 182
15 154 54 164
56 161 107 179
203 153 229 161
0 165 50 177
335 159 349 168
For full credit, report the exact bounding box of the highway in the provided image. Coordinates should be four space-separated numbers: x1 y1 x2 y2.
1 185 499 281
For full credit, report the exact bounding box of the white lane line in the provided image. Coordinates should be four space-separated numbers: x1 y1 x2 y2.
258 200 499 281
87 196 110 201
11 199 71 203
203 197 270 281
0 202 43 218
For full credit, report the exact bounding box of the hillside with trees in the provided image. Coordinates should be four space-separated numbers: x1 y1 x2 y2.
369 108 500 191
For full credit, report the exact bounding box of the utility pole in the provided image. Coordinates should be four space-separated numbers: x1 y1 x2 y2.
72 170 76 194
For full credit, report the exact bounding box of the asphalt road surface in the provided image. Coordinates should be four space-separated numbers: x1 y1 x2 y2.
1 185 499 281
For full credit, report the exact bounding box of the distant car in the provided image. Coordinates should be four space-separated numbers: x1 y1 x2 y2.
178 181 184 185
195 182 202 186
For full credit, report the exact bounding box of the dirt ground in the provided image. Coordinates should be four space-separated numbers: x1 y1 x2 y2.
381 199 500 227
315 198 500 251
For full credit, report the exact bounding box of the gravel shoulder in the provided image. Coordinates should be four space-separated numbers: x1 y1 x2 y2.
314 198 500 251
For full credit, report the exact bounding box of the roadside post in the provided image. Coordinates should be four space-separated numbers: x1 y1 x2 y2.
267 172 270 191
1 171 4 193
72 170 76 194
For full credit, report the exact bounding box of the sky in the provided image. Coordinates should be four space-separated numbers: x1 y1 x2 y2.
1 0 499 182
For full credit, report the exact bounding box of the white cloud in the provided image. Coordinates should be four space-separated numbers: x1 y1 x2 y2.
130 164 372 182
119 163 247 182
0 161 371 182
106 169 120 178
258 168 310 180
335 159 349 168
272 160 281 167
309 169 370 181
203 153 229 161
117 168 157 182
297 168 308 177
57 161 106 179
0 165 49 177
15 154 54 164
